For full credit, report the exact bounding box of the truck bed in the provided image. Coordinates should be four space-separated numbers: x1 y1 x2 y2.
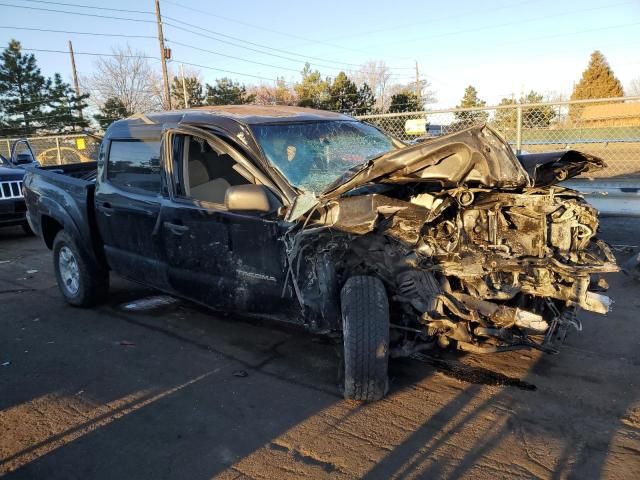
22 161 104 268
37 161 98 182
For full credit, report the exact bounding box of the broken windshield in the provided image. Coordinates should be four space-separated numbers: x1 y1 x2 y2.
251 120 395 193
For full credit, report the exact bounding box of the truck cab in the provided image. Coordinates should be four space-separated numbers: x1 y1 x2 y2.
93 112 296 318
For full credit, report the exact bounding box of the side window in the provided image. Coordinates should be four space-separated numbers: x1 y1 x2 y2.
107 139 162 194
179 135 251 205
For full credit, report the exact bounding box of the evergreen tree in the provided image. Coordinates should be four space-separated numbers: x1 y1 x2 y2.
354 83 376 115
388 91 420 113
570 50 624 121
520 91 555 128
205 77 255 105
44 73 89 133
454 86 488 124
493 97 517 131
0 39 48 135
494 91 556 132
171 75 205 108
294 63 329 108
328 72 360 113
94 97 131 130
571 50 624 101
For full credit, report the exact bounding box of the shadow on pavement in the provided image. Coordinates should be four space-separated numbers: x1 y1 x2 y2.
1 224 639 479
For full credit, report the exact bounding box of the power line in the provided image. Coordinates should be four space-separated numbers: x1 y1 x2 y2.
10 0 153 14
160 0 415 64
173 59 290 83
366 1 635 49
330 0 542 42
166 39 410 79
164 21 410 78
23 48 159 59
0 25 156 38
167 40 302 74
163 16 361 68
163 22 351 73
6 0 411 75
162 15 414 72
0 2 155 22
493 20 640 48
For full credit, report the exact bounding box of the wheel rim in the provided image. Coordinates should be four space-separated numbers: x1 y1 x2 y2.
58 246 80 295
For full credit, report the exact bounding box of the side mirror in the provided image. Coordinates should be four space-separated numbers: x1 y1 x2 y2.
225 184 282 214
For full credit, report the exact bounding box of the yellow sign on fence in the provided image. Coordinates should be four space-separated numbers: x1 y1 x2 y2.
75 137 86 150
404 119 427 135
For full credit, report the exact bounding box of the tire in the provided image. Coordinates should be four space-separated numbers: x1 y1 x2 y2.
52 230 108 307
22 221 34 236
341 276 390 401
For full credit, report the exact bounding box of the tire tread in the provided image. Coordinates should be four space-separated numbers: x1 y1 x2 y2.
341 276 389 401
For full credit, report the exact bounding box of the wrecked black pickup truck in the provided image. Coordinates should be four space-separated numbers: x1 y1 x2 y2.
23 106 618 401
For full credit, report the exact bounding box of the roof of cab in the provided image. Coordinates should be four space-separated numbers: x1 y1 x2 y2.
107 105 353 132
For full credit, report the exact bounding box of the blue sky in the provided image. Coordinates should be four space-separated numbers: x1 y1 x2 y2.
1 0 638 107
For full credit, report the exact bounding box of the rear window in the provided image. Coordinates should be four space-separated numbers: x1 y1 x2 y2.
107 139 161 194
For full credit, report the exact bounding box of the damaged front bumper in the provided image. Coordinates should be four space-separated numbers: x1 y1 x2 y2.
288 125 618 356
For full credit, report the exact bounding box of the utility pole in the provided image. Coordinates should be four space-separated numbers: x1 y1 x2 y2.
415 61 422 109
180 63 189 109
155 0 172 110
68 40 83 122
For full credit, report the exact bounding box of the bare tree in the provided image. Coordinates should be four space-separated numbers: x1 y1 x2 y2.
83 45 164 113
247 78 297 106
386 79 436 110
351 60 392 112
628 77 640 97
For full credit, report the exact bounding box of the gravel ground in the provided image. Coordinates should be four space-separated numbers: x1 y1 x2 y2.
1 218 639 480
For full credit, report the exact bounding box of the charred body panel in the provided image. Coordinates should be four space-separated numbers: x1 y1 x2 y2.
293 125 617 355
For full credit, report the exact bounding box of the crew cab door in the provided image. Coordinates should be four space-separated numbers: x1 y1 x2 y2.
160 128 294 316
94 136 168 289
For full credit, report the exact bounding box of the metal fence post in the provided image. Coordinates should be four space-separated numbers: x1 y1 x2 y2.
55 136 62 164
515 106 523 155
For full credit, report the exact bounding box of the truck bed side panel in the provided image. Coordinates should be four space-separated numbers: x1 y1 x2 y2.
23 163 106 269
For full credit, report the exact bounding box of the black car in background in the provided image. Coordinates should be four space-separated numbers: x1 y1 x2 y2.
0 142 37 234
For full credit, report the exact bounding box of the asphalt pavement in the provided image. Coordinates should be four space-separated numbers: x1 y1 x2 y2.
1 219 639 479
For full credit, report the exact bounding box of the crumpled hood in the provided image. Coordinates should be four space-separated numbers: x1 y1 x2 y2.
321 125 605 198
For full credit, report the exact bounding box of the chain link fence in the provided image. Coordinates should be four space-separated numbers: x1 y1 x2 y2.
357 96 640 178
0 134 100 166
2 97 639 179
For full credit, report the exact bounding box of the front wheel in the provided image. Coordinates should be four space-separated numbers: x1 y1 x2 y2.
341 276 390 401
53 230 108 307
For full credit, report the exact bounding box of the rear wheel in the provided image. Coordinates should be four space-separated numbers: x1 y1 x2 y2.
53 230 108 307
341 276 390 401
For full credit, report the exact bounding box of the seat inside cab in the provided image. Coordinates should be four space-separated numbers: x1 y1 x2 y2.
184 136 248 204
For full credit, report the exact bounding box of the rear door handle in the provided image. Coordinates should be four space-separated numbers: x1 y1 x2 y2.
163 221 189 235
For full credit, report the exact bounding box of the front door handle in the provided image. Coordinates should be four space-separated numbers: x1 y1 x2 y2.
98 201 114 216
163 221 189 235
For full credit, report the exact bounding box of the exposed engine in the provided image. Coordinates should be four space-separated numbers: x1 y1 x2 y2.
292 185 617 356
288 125 618 356
406 187 617 354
